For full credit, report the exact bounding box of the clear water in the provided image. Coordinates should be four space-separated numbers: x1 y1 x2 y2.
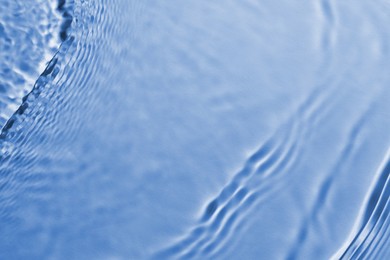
0 0 390 259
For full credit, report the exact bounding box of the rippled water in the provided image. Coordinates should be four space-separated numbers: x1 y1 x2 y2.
0 0 390 259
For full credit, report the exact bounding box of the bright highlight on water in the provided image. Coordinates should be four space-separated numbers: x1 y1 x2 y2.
0 0 389 259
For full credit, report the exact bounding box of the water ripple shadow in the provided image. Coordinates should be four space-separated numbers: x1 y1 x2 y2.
335 151 390 259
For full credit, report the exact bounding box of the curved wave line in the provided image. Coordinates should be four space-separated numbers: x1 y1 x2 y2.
333 149 390 259
0 0 75 139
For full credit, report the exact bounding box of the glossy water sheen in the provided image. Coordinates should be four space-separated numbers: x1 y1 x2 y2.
0 0 390 259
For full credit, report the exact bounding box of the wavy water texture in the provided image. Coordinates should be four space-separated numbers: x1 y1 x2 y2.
0 1 62 128
0 0 390 259
287 97 380 260
0 0 75 133
154 0 390 259
334 151 390 259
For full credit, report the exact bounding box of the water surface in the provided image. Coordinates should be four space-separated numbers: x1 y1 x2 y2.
0 0 390 259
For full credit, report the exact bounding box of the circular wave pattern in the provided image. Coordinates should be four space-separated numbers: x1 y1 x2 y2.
0 0 389 259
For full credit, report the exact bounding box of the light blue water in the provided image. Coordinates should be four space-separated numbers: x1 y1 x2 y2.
0 0 390 259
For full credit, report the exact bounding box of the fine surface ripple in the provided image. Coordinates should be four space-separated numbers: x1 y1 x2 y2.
0 0 389 259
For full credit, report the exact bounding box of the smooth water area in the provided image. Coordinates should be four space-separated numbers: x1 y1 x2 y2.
0 0 390 259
